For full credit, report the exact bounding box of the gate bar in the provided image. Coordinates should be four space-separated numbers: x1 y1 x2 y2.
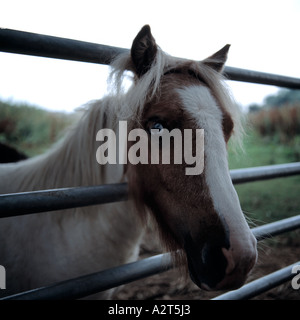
251 214 300 241
0 28 127 65
224 66 300 89
212 261 300 300
0 162 299 218
2 214 299 300
0 183 128 218
230 162 300 184
1 28 300 89
1 253 173 300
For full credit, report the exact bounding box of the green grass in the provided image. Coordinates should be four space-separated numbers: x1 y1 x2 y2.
228 129 300 243
0 100 74 157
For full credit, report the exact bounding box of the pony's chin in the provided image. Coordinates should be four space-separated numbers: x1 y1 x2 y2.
187 263 225 291
188 268 213 291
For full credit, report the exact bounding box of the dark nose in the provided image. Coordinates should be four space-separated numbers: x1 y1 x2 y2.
184 232 257 291
184 234 229 290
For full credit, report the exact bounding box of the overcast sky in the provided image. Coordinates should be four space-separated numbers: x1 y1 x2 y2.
0 0 299 112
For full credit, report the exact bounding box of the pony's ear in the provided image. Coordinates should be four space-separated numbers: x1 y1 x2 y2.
203 44 230 73
131 25 158 77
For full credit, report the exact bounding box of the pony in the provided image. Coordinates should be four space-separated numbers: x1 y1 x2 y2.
0 25 257 299
0 142 27 163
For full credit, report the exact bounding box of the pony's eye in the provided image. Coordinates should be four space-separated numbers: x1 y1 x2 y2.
151 122 164 131
147 120 165 134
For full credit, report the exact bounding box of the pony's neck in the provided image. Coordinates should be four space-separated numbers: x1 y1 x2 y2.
56 98 125 187
15 97 126 191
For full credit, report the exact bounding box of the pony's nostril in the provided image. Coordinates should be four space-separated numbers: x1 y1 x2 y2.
222 247 236 275
184 234 230 290
202 243 227 269
200 242 228 286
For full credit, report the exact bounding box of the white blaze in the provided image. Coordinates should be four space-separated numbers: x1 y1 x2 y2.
177 85 255 249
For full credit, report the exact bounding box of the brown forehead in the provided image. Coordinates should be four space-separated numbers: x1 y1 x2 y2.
163 61 207 87
142 61 234 139
142 67 202 124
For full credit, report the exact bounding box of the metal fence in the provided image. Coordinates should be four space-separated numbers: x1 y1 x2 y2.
0 28 300 300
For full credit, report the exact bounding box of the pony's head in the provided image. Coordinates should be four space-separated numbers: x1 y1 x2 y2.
112 25 257 291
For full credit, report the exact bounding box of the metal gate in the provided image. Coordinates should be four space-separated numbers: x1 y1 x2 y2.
0 28 300 300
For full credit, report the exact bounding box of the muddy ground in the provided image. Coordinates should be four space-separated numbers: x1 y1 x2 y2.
113 227 300 300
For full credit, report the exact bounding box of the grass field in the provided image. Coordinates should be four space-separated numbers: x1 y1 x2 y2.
0 100 74 157
228 129 300 244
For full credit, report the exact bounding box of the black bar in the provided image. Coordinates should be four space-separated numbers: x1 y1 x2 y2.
1 28 300 89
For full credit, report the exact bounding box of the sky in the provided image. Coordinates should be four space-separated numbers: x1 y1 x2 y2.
0 0 299 112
